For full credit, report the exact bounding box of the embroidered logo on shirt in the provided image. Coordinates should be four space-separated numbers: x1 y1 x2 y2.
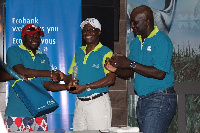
147 46 151 51
92 64 99 68
41 60 45 63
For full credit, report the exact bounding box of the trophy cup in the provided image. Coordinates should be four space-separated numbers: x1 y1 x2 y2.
70 65 78 91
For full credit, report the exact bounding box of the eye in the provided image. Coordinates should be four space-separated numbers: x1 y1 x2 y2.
82 29 96 33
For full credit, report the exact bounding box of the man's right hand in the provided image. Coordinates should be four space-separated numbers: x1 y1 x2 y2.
109 53 132 69
105 57 117 72
50 70 61 83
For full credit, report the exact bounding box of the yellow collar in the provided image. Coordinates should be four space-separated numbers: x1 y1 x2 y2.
80 42 103 64
80 42 103 54
137 26 159 50
137 26 159 42
19 43 42 61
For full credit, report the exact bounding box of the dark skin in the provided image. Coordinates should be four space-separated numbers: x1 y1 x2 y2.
65 23 116 94
0 68 28 82
0 69 14 82
105 5 166 80
12 31 69 91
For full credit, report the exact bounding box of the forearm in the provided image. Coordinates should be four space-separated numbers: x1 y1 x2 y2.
24 69 51 78
109 55 166 80
13 65 51 78
0 70 14 81
44 81 67 92
87 73 116 89
115 68 135 79
133 63 166 80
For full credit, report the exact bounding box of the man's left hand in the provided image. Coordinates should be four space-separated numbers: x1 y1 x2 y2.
109 54 132 69
69 85 87 94
51 70 61 83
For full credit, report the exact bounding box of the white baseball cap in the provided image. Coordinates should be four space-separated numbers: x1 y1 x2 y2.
80 18 101 31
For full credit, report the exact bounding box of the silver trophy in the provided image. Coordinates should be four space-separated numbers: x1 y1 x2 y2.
72 65 78 80
70 65 78 91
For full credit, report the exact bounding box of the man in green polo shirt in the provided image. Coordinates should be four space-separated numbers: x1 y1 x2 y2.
5 24 69 132
65 18 116 131
105 5 177 133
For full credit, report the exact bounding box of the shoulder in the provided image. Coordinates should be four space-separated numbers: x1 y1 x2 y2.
7 46 22 54
7 46 20 51
153 31 173 51
154 31 173 44
75 47 85 55
155 31 171 40
99 45 113 53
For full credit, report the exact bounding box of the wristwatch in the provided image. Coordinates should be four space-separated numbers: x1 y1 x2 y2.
86 84 91 91
130 61 136 69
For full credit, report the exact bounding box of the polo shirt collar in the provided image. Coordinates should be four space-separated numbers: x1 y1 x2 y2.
80 42 103 53
137 26 159 42
19 43 42 61
137 26 159 50
80 42 103 64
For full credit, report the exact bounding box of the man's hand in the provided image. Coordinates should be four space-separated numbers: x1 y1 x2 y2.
19 74 28 81
69 85 87 94
67 80 79 90
54 70 66 81
50 70 61 83
105 57 117 72
65 80 74 91
109 53 132 69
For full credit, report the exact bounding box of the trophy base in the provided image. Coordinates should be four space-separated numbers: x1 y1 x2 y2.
70 87 76 91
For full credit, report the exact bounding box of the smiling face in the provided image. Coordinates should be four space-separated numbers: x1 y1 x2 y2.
82 23 101 45
22 31 41 53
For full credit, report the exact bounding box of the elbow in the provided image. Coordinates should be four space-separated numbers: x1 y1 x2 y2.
157 72 166 80
107 77 116 86
110 79 115 86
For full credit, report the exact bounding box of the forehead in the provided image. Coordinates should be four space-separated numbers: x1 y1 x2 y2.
131 12 146 21
25 31 40 37
83 23 95 29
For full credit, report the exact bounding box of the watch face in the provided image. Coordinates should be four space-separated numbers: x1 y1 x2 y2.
86 86 91 91
130 62 136 68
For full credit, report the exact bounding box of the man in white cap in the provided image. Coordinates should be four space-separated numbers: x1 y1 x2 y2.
66 18 116 131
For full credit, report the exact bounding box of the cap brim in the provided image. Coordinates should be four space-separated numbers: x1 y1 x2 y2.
22 30 44 37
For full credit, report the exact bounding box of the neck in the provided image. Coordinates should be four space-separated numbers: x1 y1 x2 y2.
32 50 36 55
141 26 154 41
86 42 99 54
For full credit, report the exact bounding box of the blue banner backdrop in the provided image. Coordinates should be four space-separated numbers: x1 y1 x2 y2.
6 0 82 131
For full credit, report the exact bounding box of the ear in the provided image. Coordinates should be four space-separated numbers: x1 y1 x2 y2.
21 36 25 42
98 31 101 35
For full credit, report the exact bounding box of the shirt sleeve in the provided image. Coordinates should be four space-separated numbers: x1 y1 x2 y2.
68 55 76 75
6 46 23 68
102 51 113 75
152 35 173 73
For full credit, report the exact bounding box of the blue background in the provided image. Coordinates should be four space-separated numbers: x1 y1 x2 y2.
6 0 82 131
